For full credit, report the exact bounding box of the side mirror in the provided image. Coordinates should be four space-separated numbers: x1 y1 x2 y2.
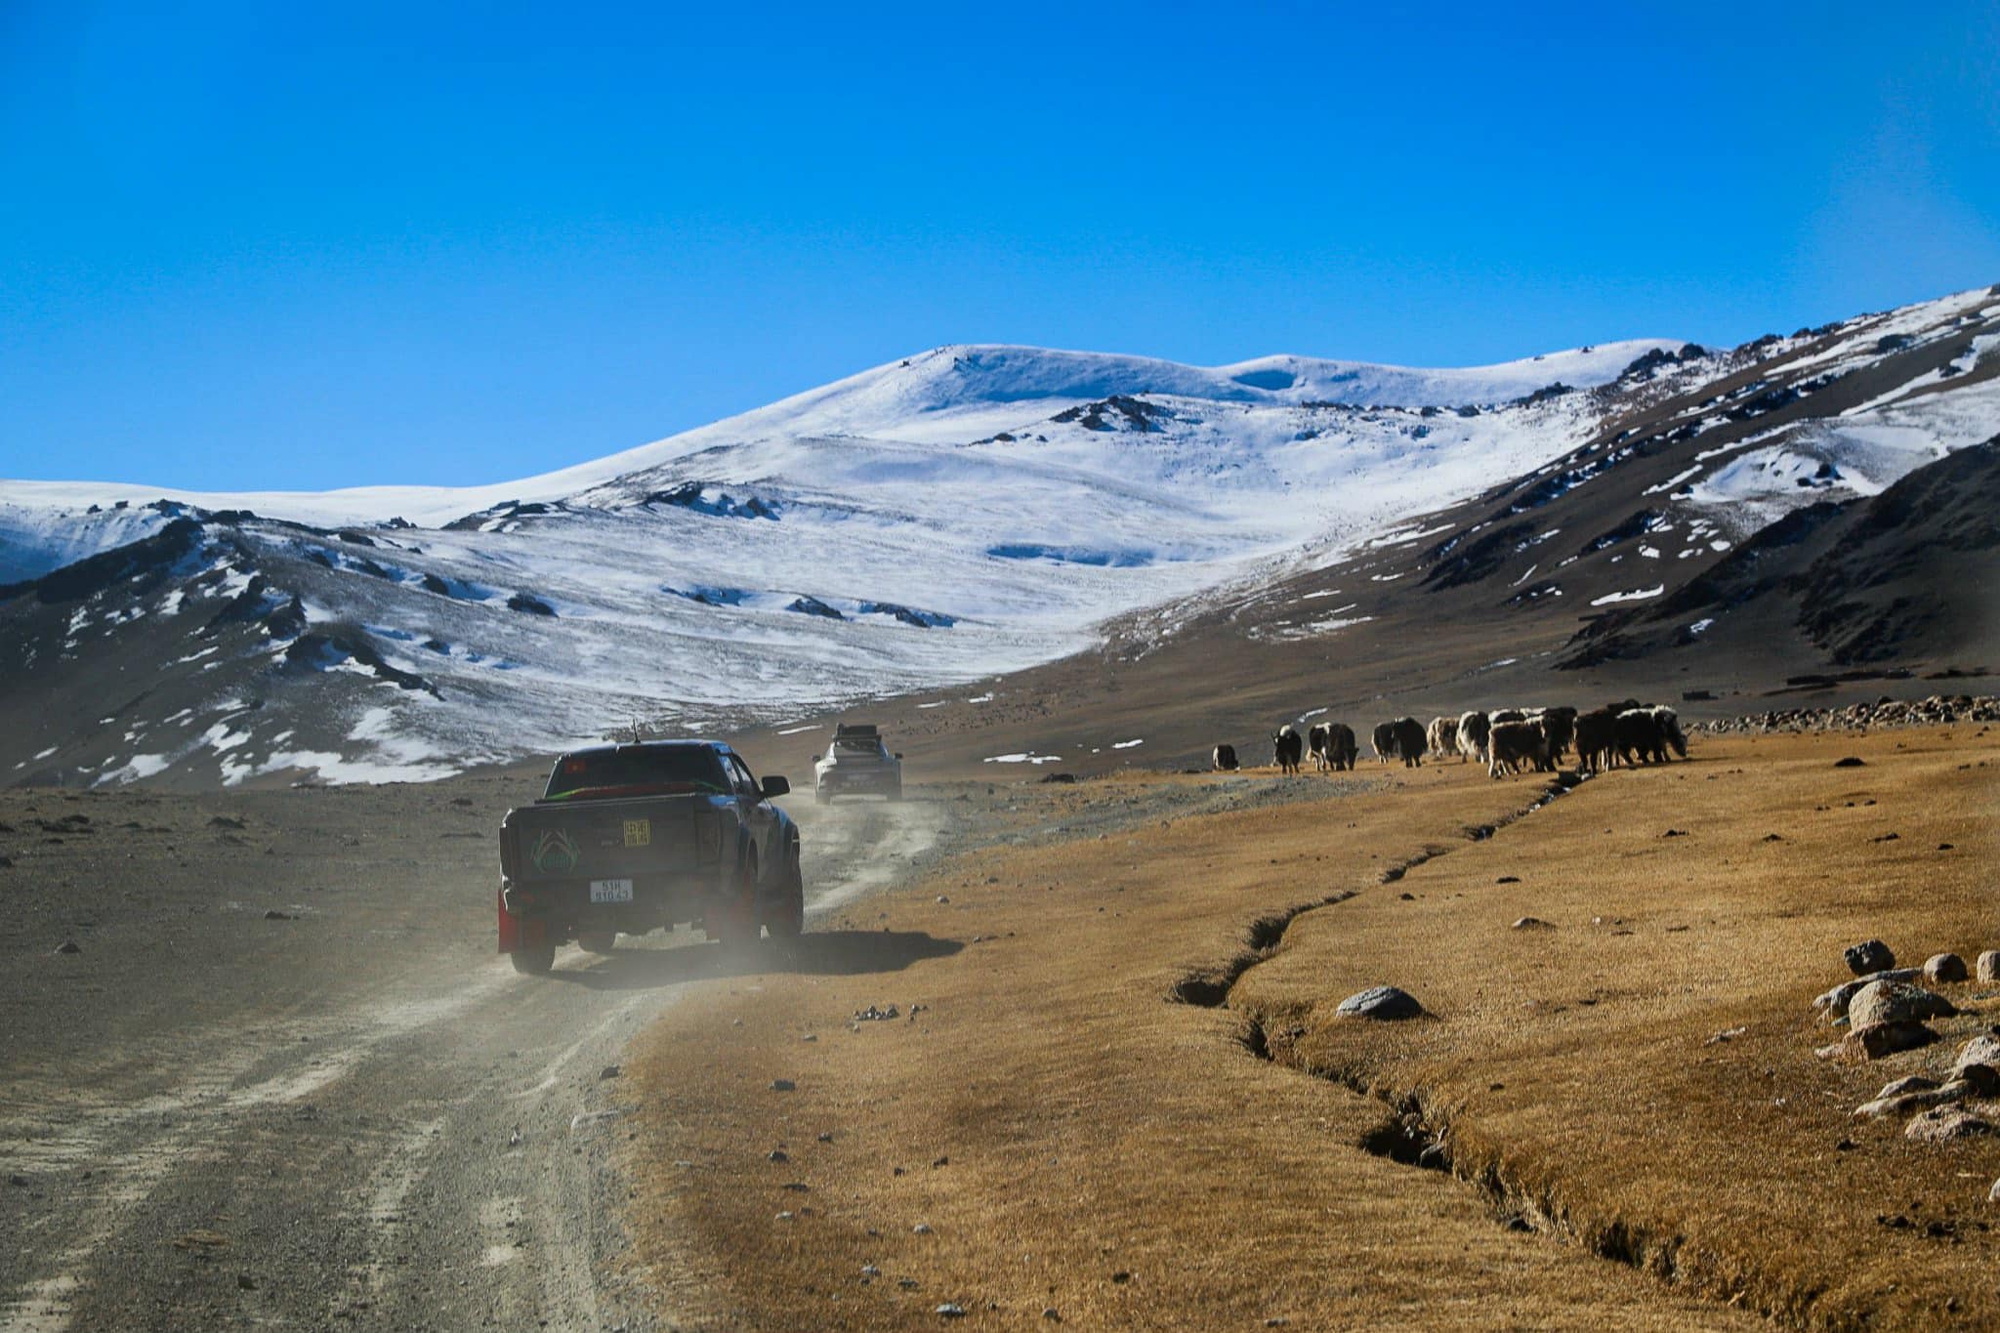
761 775 790 799
895 752 904 760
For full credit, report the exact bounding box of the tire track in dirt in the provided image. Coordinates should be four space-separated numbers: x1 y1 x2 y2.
0 784 963 1332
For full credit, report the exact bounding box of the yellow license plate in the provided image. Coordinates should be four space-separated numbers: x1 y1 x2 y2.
623 819 650 847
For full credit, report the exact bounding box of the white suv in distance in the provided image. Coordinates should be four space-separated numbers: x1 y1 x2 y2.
813 723 903 803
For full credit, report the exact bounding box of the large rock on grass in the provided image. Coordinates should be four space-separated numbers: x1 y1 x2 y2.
1839 1021 1937 1061
1335 986 1426 1020
1844 939 1896 975
1847 980 1956 1029
1978 950 2000 983
1904 1108 1997 1143
1813 968 1919 1018
1854 1077 1988 1119
1923 953 1968 984
1951 1035 2000 1082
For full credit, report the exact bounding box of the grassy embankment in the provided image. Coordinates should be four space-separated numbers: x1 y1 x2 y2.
621 729 1997 1330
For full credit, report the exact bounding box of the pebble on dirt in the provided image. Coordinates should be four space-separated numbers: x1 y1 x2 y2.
770 1079 797 1092
1843 939 1896 975
1335 986 1426 1020
54 939 80 954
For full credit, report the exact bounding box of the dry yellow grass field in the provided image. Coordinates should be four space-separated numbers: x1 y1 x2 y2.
620 729 1998 1330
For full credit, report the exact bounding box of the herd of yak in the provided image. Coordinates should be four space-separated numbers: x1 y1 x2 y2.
1215 702 1690 779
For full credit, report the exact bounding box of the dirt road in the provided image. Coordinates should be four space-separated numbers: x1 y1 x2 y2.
0 775 954 1332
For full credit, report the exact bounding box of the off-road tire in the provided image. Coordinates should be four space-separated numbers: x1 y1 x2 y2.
713 848 760 950
577 930 616 955
509 944 556 975
767 836 805 939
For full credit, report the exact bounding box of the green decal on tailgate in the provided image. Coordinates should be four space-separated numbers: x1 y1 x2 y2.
529 829 580 873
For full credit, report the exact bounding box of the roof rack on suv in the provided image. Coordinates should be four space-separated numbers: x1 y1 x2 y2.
833 723 880 738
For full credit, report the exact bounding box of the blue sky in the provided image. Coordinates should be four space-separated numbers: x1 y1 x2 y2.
3 2 1996 492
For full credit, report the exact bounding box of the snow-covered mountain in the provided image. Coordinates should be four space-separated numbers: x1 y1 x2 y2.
3 286 1995 788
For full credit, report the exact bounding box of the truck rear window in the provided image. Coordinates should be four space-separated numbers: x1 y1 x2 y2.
543 747 728 801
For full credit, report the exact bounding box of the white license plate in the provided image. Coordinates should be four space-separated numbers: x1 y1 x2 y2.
589 879 633 903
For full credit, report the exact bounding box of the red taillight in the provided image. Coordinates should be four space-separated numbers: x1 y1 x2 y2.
498 810 519 877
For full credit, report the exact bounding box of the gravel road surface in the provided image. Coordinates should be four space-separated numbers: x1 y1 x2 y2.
0 774 954 1332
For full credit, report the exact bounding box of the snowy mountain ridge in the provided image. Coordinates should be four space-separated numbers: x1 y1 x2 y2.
2 285 1995 788
0 337 1675 560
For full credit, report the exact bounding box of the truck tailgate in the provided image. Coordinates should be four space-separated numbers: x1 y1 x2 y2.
505 795 706 881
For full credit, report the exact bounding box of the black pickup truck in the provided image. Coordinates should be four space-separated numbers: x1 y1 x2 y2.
496 740 802 973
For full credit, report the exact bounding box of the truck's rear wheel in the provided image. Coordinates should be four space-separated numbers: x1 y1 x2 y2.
767 837 805 939
509 944 555 975
577 930 616 955
712 849 760 949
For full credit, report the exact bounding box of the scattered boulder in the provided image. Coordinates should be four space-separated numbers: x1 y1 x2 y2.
1336 986 1426 1020
1819 1020 1936 1061
1877 1075 1940 1099
1854 1078 1985 1119
770 1079 797 1092
1957 1063 2000 1097
54 939 80 955
1951 1035 2000 1081
1978 951 2000 983
507 591 557 616
1833 756 1866 768
1511 917 1556 931
1924 953 1968 984
1844 939 1896 975
1814 968 1920 1017
1847 980 1955 1029
1904 1108 1997 1143
1990 1178 2000 1206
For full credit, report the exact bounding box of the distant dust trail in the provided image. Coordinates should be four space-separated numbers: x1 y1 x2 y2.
788 797 952 917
